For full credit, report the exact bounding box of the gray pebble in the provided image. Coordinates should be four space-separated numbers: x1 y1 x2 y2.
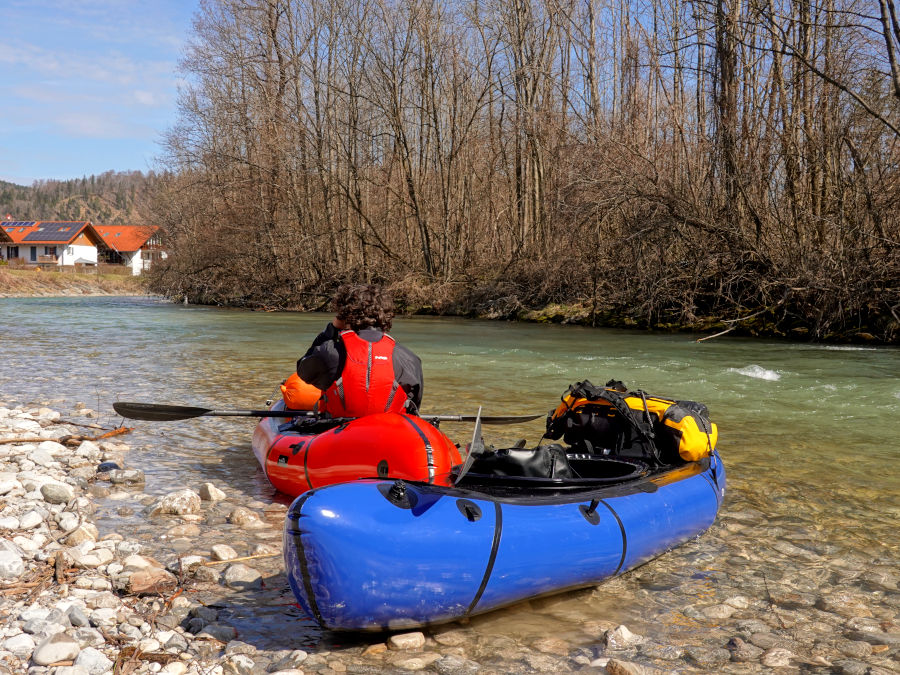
51 667 89 675
432 654 481 675
164 631 190 652
40 482 74 504
638 641 683 660
23 618 66 638
223 563 263 589
73 646 114 674
32 632 81 666
186 617 207 634
67 606 91 627
190 605 219 623
726 636 764 662
71 627 105 648
3 632 36 659
18 509 44 529
268 650 309 671
833 659 870 675
223 653 256 674
846 630 900 647
29 449 57 467
211 544 239 561
761 647 795 667
199 623 239 643
109 469 147 485
683 645 731 669
0 550 25 579
193 565 221 583
199 482 227 501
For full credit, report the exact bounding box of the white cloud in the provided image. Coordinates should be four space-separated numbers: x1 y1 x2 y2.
57 112 130 139
133 90 162 106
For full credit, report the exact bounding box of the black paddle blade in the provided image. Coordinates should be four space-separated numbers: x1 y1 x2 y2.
113 402 213 421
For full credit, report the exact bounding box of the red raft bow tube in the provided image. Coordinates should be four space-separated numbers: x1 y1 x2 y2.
251 400 464 498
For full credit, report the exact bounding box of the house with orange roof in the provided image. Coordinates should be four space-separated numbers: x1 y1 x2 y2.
94 225 164 275
1 221 108 266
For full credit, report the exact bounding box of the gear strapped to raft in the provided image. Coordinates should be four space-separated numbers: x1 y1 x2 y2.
545 379 718 465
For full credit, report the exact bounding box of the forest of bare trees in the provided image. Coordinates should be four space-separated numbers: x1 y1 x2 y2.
150 0 900 343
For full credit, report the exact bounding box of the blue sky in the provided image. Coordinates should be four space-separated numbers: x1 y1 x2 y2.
0 0 199 186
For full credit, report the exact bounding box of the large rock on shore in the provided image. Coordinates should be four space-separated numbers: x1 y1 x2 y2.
147 489 201 516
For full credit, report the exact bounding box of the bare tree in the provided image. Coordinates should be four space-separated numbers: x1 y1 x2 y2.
151 0 899 342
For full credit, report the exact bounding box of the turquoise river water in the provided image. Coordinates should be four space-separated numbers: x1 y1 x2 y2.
0 296 897 655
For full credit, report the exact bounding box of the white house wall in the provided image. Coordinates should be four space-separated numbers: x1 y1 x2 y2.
126 251 141 275
58 243 98 266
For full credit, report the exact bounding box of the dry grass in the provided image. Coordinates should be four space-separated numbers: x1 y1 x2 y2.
0 267 149 297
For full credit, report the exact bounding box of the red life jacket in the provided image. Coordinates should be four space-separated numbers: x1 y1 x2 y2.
321 330 409 417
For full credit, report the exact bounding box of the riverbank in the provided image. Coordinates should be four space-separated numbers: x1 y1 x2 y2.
2 401 898 674
0 268 147 298
3 268 895 344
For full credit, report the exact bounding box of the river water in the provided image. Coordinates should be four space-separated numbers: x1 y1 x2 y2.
1 296 898 664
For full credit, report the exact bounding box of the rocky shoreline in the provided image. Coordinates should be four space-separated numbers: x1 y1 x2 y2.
2 404 899 674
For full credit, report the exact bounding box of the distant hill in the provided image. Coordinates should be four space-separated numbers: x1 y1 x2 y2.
0 170 160 225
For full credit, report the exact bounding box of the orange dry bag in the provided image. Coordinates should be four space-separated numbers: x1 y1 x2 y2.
280 373 322 410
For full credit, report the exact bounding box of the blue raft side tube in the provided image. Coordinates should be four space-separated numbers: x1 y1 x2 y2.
284 483 500 630
284 451 726 631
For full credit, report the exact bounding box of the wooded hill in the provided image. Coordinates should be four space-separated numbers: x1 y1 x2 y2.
0 171 158 225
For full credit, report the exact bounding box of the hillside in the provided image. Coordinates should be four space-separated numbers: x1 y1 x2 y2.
0 170 159 224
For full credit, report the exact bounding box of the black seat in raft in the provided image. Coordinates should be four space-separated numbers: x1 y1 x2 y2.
458 444 648 488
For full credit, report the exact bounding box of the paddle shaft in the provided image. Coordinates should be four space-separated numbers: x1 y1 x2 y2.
113 401 541 425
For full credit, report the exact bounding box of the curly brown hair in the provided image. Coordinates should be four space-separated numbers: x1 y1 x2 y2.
331 284 395 331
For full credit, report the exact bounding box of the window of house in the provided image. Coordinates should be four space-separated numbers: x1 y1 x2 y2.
7 246 18 259
67 246 74 255
44 246 57 256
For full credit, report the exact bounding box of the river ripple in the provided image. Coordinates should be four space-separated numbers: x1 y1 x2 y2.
1 296 898 670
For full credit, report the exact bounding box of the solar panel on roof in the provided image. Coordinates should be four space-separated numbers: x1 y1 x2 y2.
21 222 86 242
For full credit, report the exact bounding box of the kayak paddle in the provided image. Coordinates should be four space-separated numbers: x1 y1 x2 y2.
113 401 542 425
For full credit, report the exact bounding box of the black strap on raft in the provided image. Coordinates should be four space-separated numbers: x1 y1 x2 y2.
566 381 655 441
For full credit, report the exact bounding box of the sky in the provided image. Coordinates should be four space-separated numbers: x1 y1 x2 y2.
0 0 199 186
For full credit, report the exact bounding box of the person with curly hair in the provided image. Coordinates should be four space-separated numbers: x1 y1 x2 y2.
297 284 424 417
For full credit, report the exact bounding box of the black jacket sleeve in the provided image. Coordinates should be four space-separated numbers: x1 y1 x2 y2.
392 343 424 411
297 323 343 391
